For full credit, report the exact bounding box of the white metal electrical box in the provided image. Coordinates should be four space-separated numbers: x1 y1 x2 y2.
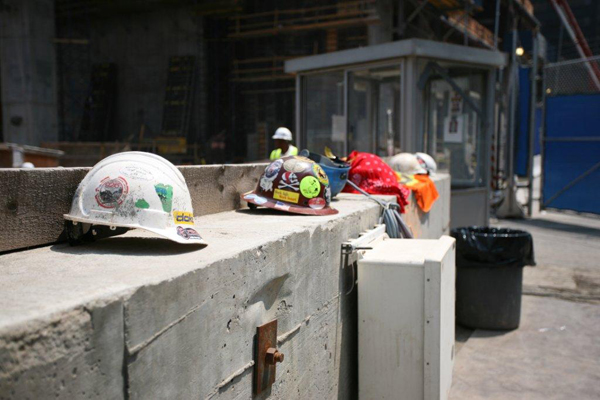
358 236 456 400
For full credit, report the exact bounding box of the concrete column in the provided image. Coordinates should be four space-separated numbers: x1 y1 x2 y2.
0 0 58 145
368 0 394 45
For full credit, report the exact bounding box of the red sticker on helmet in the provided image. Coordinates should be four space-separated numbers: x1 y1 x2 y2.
308 197 326 210
95 176 129 208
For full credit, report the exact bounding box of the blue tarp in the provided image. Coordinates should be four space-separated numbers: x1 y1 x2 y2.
543 94 600 214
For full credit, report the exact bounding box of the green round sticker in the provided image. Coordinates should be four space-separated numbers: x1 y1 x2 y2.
300 176 321 199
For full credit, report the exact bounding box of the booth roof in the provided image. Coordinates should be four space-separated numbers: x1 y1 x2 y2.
285 38 507 74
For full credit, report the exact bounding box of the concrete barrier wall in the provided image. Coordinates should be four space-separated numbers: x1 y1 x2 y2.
0 196 381 399
0 166 450 399
0 165 266 253
0 166 449 253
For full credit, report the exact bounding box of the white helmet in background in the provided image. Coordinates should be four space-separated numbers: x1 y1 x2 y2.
389 153 427 175
64 151 206 245
415 152 437 174
272 127 293 141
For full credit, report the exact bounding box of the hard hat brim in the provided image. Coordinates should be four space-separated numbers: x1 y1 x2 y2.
241 192 338 216
64 214 208 246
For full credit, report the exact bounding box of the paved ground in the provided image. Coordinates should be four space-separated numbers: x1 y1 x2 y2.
450 210 600 400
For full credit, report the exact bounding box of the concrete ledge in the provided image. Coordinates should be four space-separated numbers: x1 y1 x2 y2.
0 164 266 253
0 195 381 399
403 174 451 238
0 166 450 252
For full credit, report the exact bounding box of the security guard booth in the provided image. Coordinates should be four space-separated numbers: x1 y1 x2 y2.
285 39 506 228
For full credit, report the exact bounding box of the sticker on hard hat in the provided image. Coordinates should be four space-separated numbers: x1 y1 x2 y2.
273 189 299 203
260 176 274 192
278 172 300 191
174 211 194 225
95 176 129 208
300 176 321 199
176 226 202 240
313 164 329 186
135 199 150 209
283 158 310 173
308 197 326 210
274 201 290 211
244 193 268 205
154 184 173 212
264 159 283 180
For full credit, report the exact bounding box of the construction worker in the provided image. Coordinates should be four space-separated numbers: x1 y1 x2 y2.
270 127 298 160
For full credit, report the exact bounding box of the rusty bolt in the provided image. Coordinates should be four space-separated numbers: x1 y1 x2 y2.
266 347 284 365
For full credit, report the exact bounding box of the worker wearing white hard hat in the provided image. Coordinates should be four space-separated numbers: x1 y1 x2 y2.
270 127 298 160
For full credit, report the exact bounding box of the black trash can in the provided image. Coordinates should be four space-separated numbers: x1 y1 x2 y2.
451 227 535 330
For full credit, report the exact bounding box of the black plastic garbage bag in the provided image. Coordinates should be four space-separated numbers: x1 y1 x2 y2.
451 227 536 330
452 227 535 268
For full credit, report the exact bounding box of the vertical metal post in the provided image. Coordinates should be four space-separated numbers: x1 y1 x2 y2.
506 21 518 193
526 31 539 216
539 64 548 211
401 57 416 152
344 70 349 156
493 0 501 49
496 11 525 219
485 68 497 224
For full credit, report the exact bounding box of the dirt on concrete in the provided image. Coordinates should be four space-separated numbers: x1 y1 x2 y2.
451 211 600 399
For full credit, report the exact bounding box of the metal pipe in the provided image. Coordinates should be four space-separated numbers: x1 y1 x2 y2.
506 16 518 200
493 0 501 49
526 31 539 217
539 64 548 211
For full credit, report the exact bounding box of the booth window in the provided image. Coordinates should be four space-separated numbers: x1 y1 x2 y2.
423 68 486 187
347 65 401 157
303 72 345 156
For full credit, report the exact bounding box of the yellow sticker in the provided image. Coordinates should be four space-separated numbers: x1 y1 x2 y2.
273 189 300 204
313 164 329 186
173 211 194 225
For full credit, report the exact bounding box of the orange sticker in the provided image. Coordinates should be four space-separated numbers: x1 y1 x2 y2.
273 189 300 204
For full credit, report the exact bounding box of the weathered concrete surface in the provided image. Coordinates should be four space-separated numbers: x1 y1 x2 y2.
0 164 266 253
403 173 450 239
0 165 451 252
0 303 124 400
450 296 600 400
451 211 600 399
494 212 600 302
0 195 381 399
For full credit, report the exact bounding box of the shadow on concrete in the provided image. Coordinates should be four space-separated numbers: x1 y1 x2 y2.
502 218 600 238
470 328 515 339
236 208 309 217
50 236 204 256
455 324 474 344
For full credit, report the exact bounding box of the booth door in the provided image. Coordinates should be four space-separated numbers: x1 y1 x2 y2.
420 63 489 228
347 65 401 157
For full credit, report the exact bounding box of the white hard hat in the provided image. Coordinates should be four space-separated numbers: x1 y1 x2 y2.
64 151 206 245
272 127 293 141
415 152 437 174
21 162 35 168
389 153 427 175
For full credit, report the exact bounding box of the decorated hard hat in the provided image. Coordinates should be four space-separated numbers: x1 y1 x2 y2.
64 151 206 245
300 149 350 198
389 152 427 175
415 152 437 174
242 155 338 215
